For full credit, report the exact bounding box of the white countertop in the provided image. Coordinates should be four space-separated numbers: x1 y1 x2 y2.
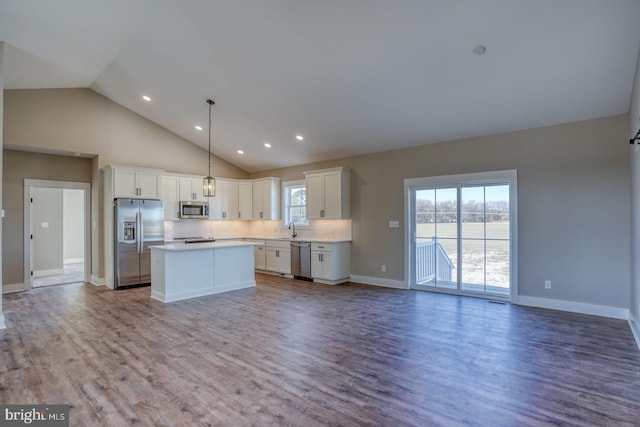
165 237 352 244
151 240 263 251
242 236 352 243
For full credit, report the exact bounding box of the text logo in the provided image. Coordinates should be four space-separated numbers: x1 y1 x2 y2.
1 405 69 426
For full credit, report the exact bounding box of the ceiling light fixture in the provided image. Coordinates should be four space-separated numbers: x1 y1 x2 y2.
195 125 203 131
142 95 152 102
237 150 244 155
264 143 271 148
203 99 216 197
296 135 304 141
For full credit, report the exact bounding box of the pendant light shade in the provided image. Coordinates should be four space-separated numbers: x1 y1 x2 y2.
204 99 216 197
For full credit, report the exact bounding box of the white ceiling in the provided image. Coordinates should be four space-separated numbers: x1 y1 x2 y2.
1 0 640 173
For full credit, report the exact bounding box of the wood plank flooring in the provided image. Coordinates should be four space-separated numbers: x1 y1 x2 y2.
1 274 639 426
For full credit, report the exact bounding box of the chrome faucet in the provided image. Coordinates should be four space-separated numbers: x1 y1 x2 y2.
288 222 297 238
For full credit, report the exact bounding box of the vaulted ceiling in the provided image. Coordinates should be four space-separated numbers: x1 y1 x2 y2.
2 1 640 172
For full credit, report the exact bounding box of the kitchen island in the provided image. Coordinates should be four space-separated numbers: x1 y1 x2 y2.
150 240 261 303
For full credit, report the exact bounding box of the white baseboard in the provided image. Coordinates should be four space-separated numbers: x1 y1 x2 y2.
0 313 5 329
518 296 628 320
3 283 25 294
33 268 64 277
349 275 408 290
629 313 640 351
64 258 84 264
90 276 105 286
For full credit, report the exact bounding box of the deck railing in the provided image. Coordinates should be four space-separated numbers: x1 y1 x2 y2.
416 238 454 284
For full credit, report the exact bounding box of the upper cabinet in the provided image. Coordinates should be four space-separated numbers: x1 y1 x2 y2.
179 176 206 202
304 167 350 219
162 174 206 221
252 178 280 220
162 175 180 221
107 165 163 199
123 167 281 221
209 179 239 220
238 180 253 220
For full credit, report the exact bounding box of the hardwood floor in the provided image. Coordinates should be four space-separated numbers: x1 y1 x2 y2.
1 274 639 426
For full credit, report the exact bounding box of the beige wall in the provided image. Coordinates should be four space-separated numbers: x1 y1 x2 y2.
629 48 640 327
63 189 84 262
32 187 64 272
1 42 4 325
3 88 248 177
253 115 631 308
2 150 92 285
3 88 249 282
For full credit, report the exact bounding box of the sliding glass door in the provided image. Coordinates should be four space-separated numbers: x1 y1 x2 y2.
460 184 510 297
414 187 458 290
407 171 516 300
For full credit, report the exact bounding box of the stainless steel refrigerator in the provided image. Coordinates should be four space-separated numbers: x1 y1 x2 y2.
114 198 164 289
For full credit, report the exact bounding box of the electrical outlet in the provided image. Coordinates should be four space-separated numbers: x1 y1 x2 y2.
544 280 551 289
381 265 386 273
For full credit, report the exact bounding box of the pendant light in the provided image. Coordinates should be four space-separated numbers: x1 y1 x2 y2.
203 99 216 197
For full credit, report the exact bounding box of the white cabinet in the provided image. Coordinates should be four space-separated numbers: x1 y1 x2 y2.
265 240 291 274
179 176 206 202
311 242 351 285
252 178 280 220
162 175 180 221
111 166 162 199
304 167 350 219
209 179 239 220
250 240 266 270
163 174 206 220
238 180 253 220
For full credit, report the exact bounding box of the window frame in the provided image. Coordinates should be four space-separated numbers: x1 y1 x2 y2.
404 169 518 303
282 180 309 227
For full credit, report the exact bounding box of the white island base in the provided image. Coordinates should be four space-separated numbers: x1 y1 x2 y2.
150 241 259 303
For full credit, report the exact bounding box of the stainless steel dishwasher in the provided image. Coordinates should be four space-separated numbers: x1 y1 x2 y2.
291 241 312 281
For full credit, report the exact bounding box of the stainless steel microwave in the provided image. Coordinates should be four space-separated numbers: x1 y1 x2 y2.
179 201 209 219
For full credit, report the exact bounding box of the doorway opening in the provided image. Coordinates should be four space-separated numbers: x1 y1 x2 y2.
405 170 518 302
24 180 91 289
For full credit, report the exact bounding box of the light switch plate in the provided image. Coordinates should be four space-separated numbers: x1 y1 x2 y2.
389 220 400 228
41 222 49 228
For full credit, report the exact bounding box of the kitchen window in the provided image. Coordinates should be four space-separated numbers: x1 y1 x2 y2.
283 181 308 226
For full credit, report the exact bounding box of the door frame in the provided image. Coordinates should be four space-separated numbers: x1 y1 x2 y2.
24 179 91 290
404 170 519 303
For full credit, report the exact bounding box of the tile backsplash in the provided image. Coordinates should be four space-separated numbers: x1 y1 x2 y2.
165 219 352 241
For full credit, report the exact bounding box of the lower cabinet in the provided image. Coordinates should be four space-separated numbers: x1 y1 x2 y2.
311 242 351 285
265 240 291 274
253 241 266 270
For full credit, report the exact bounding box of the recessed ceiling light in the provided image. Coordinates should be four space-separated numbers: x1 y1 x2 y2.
472 45 487 55
237 150 244 155
264 142 271 148
296 135 304 141
142 95 152 102
195 125 203 131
